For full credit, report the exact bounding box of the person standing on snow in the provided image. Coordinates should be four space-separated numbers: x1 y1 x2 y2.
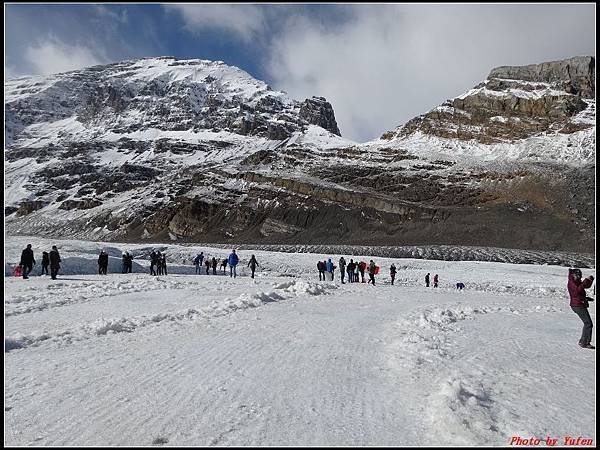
211 257 218 275
368 260 377 285
247 254 259 279
425 273 430 287
347 259 355 283
194 252 204 274
150 250 158 276
568 268 595 349
358 261 366 283
390 263 397 285
41 251 50 276
325 258 335 281
228 250 239 278
98 250 108 275
161 253 168 275
125 252 133 273
49 245 61 280
433 274 439 288
204 258 210 275
19 243 36 279
317 260 326 281
339 256 347 284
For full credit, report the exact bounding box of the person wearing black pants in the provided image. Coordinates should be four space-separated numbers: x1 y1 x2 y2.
248 254 259 279
20 244 35 279
49 245 61 280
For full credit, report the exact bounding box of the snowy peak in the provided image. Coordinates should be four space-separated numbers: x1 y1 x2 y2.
5 56 341 145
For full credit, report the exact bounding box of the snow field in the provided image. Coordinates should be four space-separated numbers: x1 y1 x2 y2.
4 235 596 446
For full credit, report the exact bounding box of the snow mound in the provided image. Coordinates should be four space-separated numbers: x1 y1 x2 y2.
273 279 338 296
426 373 508 445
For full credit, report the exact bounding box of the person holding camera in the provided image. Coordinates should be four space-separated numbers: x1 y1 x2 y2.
568 268 595 349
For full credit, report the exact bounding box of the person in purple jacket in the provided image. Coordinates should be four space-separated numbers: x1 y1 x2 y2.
568 268 595 349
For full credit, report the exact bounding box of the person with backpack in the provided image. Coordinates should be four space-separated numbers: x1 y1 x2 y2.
228 250 239 278
247 254 259 279
49 245 61 280
220 258 228 274
358 261 366 283
19 243 36 279
317 260 326 281
367 260 377 285
568 268 595 349
390 263 397 285
425 273 430 287
41 251 50 276
433 274 439 288
98 250 108 275
194 252 204 274
339 256 347 284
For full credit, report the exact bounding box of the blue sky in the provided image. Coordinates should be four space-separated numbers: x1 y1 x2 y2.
4 3 596 142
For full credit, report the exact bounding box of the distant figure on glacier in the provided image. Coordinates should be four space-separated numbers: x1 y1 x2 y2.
354 261 360 282
228 250 239 278
326 258 335 281
49 245 61 280
433 274 439 288
568 268 595 349
121 253 128 274
425 273 430 287
204 258 210 275
317 260 326 281
358 261 367 283
347 259 355 283
211 257 218 275
125 252 133 273
98 250 108 275
390 263 397 285
339 257 347 284
150 250 158 276
194 252 204 274
247 254 259 279
19 243 35 279
456 282 465 290
220 258 228 274
367 260 377 285
156 252 167 275
41 251 50 276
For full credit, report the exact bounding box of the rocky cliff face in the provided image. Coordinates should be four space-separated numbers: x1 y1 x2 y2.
394 56 595 144
4 56 596 254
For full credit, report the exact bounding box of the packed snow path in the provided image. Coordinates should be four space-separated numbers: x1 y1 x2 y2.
5 267 595 446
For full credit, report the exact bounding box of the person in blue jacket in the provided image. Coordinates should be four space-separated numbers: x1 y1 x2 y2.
228 249 239 278
326 258 335 281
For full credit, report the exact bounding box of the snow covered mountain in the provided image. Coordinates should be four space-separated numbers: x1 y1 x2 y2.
4 56 596 254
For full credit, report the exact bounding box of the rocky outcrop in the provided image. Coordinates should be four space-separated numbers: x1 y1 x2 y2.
299 97 341 136
488 56 595 98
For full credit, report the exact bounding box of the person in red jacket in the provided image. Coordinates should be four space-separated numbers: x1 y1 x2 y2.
568 268 595 349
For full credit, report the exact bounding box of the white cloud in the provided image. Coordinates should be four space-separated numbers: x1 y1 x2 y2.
23 36 107 76
164 4 266 41
266 5 595 142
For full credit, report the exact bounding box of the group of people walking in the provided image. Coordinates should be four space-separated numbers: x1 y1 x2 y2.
317 257 383 285
18 243 61 280
193 250 260 279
